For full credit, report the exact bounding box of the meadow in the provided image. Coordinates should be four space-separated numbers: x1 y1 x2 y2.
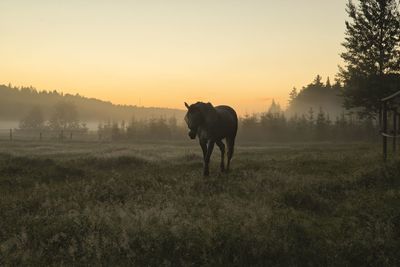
0 140 399 266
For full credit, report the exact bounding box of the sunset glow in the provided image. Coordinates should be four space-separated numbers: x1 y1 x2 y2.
1 0 347 114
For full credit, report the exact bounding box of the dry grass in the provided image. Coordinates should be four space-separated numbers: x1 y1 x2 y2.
0 140 399 266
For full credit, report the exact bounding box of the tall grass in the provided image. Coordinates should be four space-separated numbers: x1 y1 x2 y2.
0 141 399 266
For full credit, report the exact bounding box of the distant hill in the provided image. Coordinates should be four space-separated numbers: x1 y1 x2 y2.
0 84 185 124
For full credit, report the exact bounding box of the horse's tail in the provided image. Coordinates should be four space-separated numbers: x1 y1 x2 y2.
226 108 237 162
226 136 235 161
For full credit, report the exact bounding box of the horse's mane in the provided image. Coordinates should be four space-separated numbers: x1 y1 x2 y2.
192 102 217 127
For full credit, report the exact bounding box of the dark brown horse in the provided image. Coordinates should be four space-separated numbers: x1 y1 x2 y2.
184 102 238 176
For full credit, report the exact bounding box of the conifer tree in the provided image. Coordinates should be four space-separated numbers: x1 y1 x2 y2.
316 107 328 140
326 77 332 88
288 87 298 105
339 0 400 117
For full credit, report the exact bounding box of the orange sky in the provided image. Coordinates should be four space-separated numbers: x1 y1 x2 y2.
0 0 347 115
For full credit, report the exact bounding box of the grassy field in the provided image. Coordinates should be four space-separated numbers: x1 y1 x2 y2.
0 140 399 266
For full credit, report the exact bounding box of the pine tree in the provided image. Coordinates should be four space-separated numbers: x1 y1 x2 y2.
288 87 298 105
316 107 327 140
339 0 400 117
241 114 260 140
267 99 282 117
326 77 332 88
307 107 314 125
313 75 323 86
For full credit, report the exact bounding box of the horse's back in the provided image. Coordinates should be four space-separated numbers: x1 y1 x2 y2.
215 105 238 138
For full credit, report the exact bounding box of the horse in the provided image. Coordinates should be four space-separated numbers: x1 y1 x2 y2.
184 102 238 176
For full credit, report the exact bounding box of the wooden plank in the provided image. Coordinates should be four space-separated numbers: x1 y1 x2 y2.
383 102 388 161
394 111 397 153
382 90 400 102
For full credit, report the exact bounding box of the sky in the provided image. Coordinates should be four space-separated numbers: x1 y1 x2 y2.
0 0 348 114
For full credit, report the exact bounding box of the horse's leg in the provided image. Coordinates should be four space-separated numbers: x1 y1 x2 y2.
226 137 235 172
216 140 225 172
199 138 207 160
204 140 215 176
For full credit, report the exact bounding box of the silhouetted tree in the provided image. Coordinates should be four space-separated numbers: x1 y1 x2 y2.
111 122 121 140
19 106 45 130
313 75 323 86
260 100 286 140
339 0 400 117
288 87 298 105
240 114 260 140
325 77 332 88
267 99 282 114
307 107 315 125
48 101 79 130
0 84 185 123
168 116 179 138
315 107 328 140
126 116 137 139
148 117 171 139
286 75 343 117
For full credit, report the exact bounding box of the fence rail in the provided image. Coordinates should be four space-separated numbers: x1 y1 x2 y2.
0 129 101 142
381 91 400 161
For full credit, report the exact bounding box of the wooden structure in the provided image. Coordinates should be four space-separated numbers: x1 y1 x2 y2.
381 91 400 161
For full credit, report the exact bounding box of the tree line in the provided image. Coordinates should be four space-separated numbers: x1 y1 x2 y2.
10 0 400 142
16 72 381 142
286 75 343 118
239 100 377 142
286 0 400 120
97 116 186 141
0 84 184 122
18 102 87 132
93 0 400 143
94 98 378 142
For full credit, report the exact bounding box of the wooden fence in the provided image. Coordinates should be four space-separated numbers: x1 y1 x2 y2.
381 91 400 161
0 129 101 142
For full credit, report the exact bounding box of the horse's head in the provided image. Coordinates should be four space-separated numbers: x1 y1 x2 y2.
184 102 203 139
184 102 216 139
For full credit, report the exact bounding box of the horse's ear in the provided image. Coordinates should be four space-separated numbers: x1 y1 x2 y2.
184 102 190 109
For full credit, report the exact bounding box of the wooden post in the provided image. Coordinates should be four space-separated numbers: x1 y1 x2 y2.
9 129 12 141
70 132 73 140
393 110 397 154
40 132 42 141
383 102 388 161
398 115 400 153
60 130 64 141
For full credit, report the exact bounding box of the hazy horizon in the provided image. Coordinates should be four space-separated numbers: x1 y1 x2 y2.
1 0 347 115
